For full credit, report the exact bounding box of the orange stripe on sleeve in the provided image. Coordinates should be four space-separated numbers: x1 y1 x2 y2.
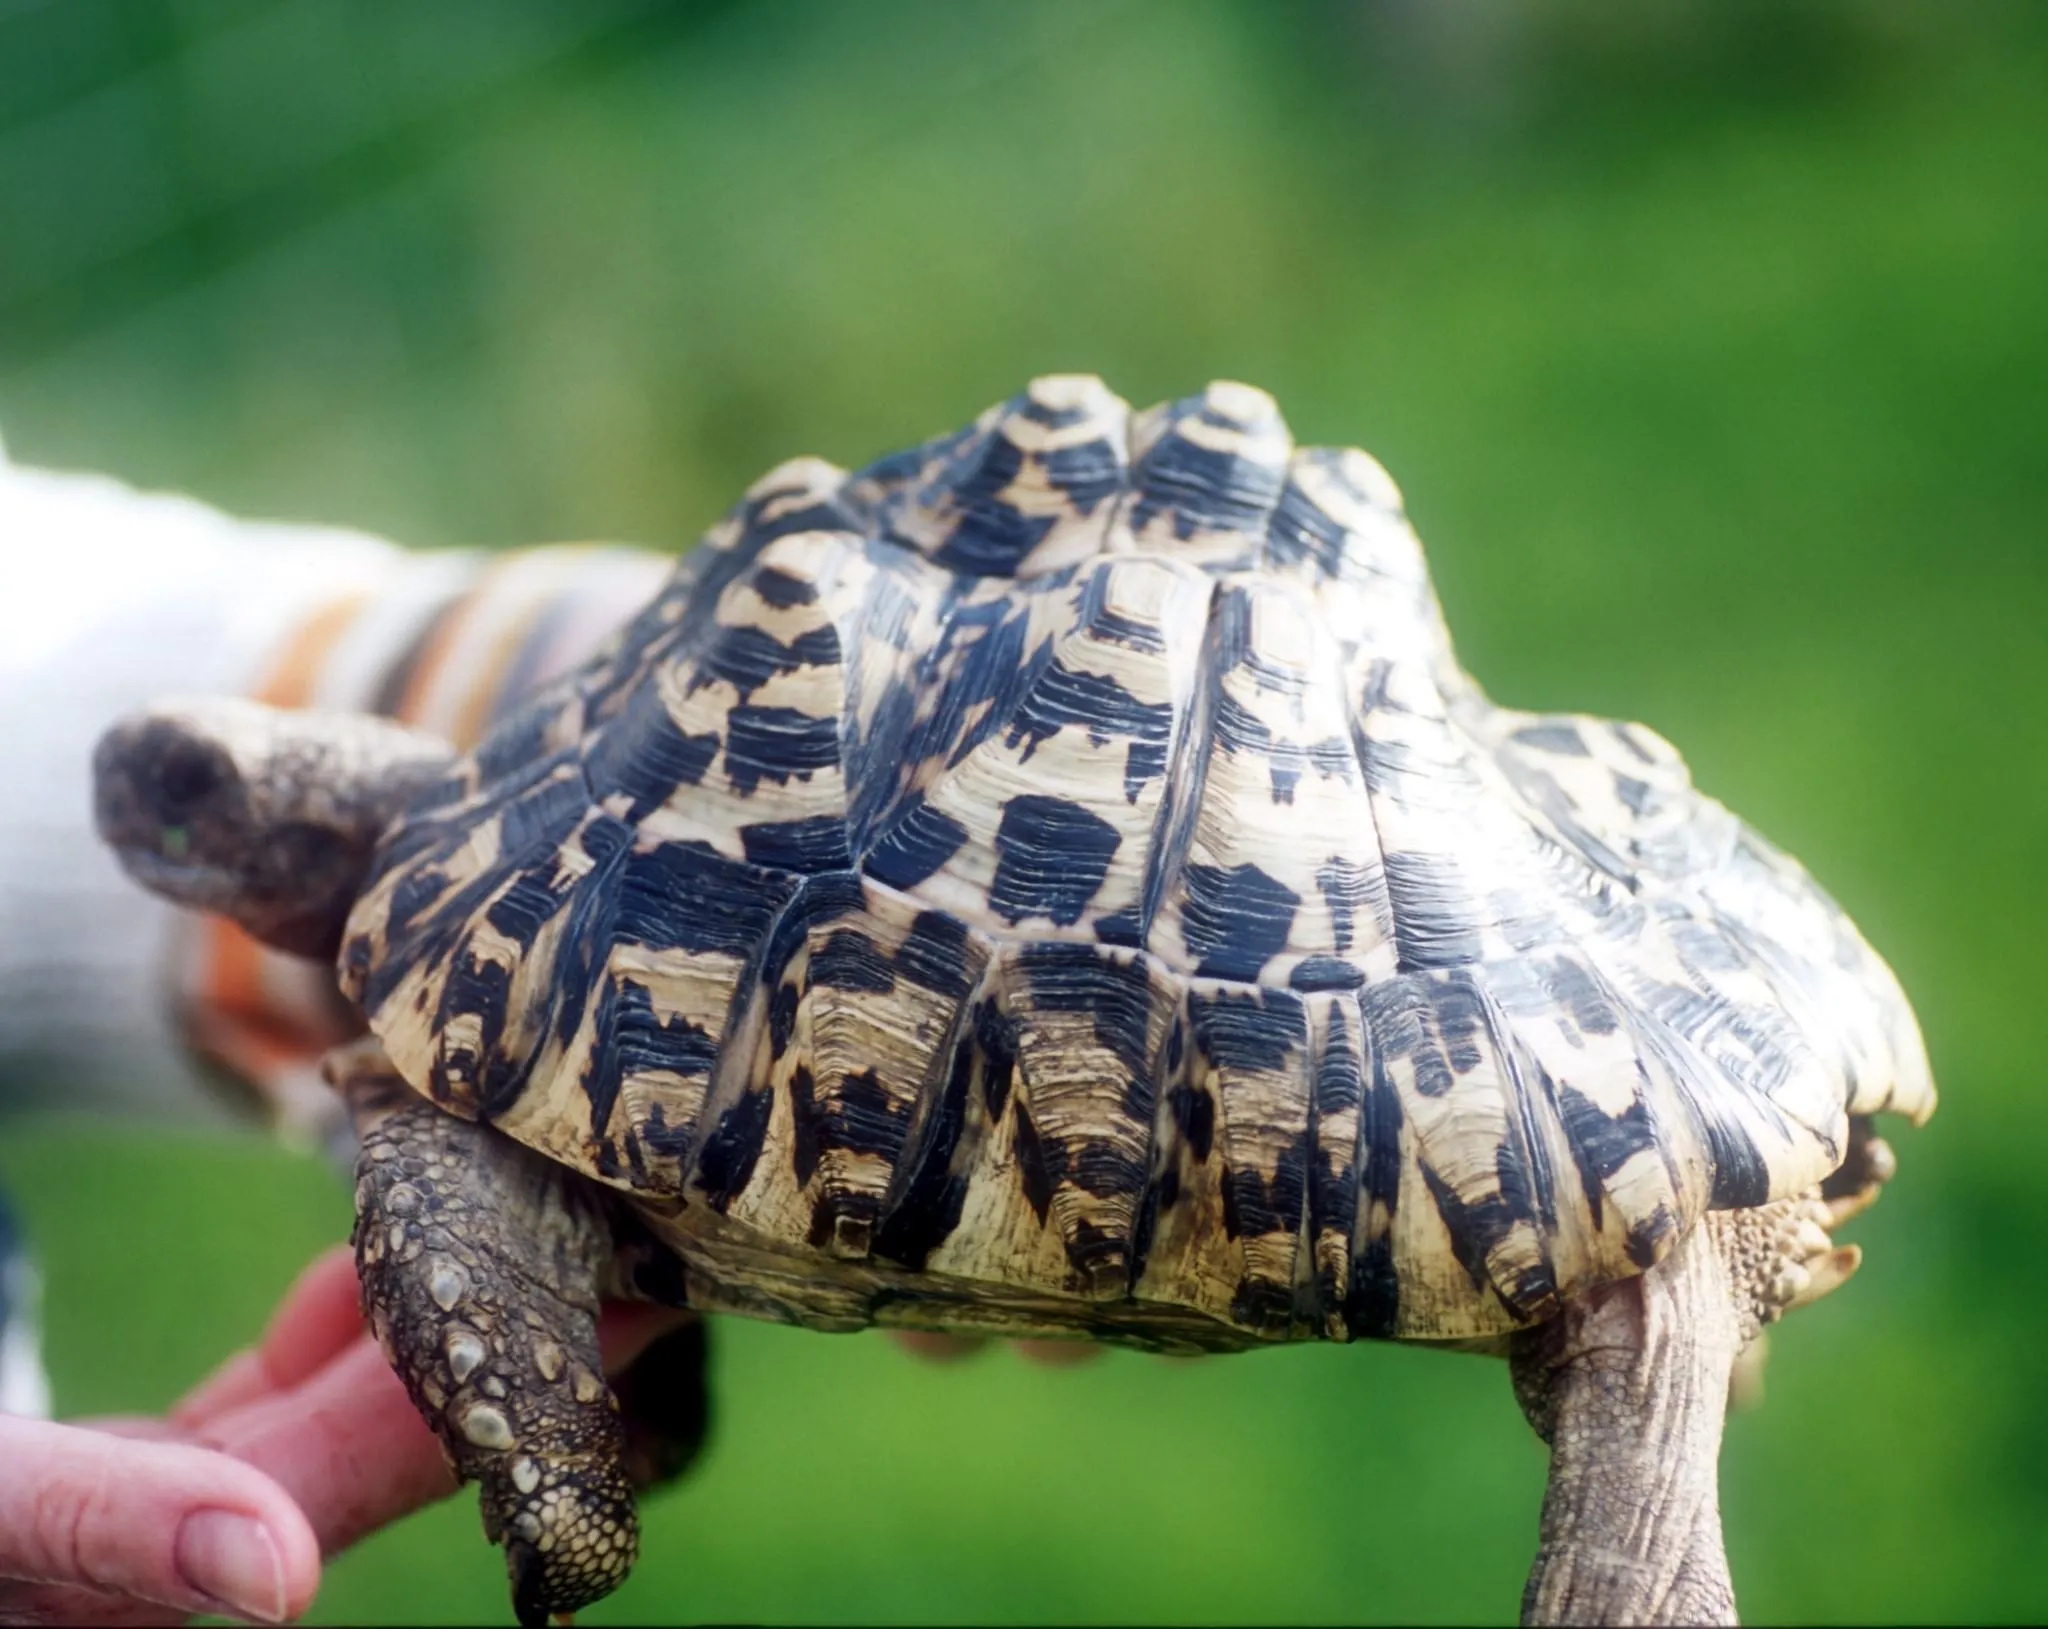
252 591 369 707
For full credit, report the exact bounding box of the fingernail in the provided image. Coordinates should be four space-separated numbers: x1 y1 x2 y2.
176 1509 288 1623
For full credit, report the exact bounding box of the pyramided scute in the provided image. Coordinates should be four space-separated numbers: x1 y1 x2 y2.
342 375 1934 1347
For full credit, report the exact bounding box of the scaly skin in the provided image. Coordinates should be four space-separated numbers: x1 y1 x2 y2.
1511 1191 1864 1626
334 1039 641 1626
93 697 452 959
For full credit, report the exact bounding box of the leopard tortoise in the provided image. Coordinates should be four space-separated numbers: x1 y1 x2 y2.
94 376 1933 1626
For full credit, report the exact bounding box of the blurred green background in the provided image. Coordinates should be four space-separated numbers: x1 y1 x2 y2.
3 1 2046 1622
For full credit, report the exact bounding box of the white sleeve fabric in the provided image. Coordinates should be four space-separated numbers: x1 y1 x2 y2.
0 435 414 1122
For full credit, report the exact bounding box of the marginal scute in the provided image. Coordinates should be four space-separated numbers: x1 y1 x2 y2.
344 375 1935 1346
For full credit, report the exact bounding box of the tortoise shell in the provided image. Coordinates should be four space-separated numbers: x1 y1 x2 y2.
338 376 1933 1349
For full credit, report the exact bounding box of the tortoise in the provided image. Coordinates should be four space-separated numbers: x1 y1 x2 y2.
93 375 1933 1626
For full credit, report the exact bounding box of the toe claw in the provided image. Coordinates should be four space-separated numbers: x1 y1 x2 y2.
1787 1243 1861 1311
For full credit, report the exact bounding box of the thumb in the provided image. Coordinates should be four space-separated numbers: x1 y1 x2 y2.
0 1415 321 1623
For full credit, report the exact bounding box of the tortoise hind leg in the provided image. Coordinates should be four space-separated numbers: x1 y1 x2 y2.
330 1039 638 1625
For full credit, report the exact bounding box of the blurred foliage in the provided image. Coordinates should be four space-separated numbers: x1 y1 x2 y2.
2 1 2046 1622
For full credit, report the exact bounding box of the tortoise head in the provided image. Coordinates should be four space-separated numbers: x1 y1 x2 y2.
93 696 455 962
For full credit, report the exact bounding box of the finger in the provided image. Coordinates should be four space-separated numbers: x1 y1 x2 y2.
173 1247 364 1430
596 1302 696 1375
65 1417 193 1445
889 1331 991 1363
196 1335 455 1560
202 1299 696 1560
0 1577 190 1627
0 1415 320 1624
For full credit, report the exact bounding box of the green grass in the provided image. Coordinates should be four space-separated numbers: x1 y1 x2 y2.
3 3 2046 1621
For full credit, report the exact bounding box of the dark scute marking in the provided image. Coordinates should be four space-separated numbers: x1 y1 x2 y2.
974 999 1018 1122
932 596 1045 771
1092 606 1165 655
1230 1277 1296 1335
1383 850 1486 971
862 793 969 890
894 910 974 1000
1011 1098 1055 1225
1211 690 1273 755
1188 988 1307 1074
1180 863 1300 981
740 814 853 874
373 798 470 880
989 795 1122 927
1614 774 1655 816
1040 437 1125 515
844 673 922 846
1092 902 1145 947
1290 956 1365 992
751 564 821 609
1418 1159 1526 1308
1065 1216 1130 1292
1513 722 1591 757
470 695 558 785
873 1036 975 1272
1345 1046 1404 1340
389 866 448 935
397 771 469 818
758 870 862 992
1165 1084 1215 1161
497 762 590 856
483 869 566 948
810 928 895 993
814 1067 914 1164
767 980 799 1060
1220 1140 1311 1250
1268 741 1307 804
1265 467 1353 578
855 430 965 507
438 952 516 1114
722 705 841 798
929 433 1057 577
614 841 798 960
694 623 843 705
1017 943 1159 1089
1432 978 1489 1076
1543 956 1622 1037
1123 737 1168 803
1020 394 1090 430
1309 738 1354 784
1005 663 1174 762
1131 407 1286 538
614 981 720 1078
1311 1015 1364 1304
696 1087 775 1213
1702 1110 1773 1210
788 1066 822 1186
1129 1174 1164 1285
583 683 719 820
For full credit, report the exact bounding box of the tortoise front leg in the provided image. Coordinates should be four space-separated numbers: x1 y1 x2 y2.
330 1039 639 1625
1509 1196 1860 1626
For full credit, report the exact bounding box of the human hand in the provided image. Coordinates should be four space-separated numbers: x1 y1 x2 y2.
0 1246 688 1626
0 1243 1102 1627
